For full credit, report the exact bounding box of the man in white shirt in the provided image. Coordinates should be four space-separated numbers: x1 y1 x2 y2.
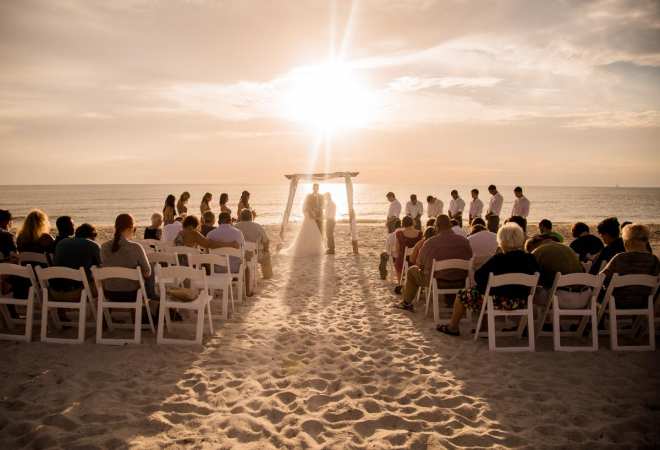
386 192 402 233
468 189 484 225
448 190 466 227
485 184 504 233
207 212 245 274
467 220 498 269
511 186 530 218
324 193 337 254
235 208 272 279
162 218 183 242
426 195 443 219
405 194 424 230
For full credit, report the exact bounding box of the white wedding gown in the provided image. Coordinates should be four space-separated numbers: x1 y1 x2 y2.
282 214 324 257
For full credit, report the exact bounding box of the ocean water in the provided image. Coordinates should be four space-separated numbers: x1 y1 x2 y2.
1 184 660 227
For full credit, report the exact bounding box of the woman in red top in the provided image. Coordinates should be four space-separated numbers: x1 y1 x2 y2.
394 216 422 281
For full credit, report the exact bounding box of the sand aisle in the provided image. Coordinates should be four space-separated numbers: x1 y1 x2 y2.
1 224 659 449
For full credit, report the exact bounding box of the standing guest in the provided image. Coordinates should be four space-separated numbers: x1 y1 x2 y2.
379 218 401 280
485 185 503 233
237 191 253 218
54 216 75 247
162 217 183 242
467 220 498 269
506 216 528 237
569 222 603 262
219 193 232 217
468 189 484 224
176 192 190 216
427 196 443 219
144 213 163 240
405 194 424 230
235 208 273 279
323 193 336 255
174 215 237 250
437 223 539 336
386 192 402 233
17 209 55 254
393 216 422 282
448 190 466 227
0 209 17 262
163 195 176 225
208 212 245 274
600 223 660 308
590 217 625 274
100 214 151 300
200 211 216 236
538 219 564 243
52 223 101 294
395 215 472 311
511 186 530 218
200 192 213 215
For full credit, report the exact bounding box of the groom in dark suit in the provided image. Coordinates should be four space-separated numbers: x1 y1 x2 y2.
305 183 324 232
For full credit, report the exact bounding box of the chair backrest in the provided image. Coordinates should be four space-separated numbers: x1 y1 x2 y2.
0 262 36 281
554 272 604 290
188 253 230 272
173 246 202 255
35 266 92 298
609 273 659 290
210 247 243 259
137 239 161 252
91 266 141 282
146 252 178 267
18 252 49 266
431 258 472 272
485 272 540 302
156 265 208 292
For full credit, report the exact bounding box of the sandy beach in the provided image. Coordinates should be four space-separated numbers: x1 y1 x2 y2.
1 223 659 449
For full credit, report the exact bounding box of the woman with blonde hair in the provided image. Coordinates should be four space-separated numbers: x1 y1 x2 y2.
17 209 55 254
176 192 191 216
200 192 213 215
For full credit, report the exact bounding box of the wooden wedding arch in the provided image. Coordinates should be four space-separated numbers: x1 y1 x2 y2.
280 172 359 253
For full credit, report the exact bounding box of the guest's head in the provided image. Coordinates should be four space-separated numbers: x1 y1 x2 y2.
450 219 459 227
75 223 97 240
56 216 75 238
497 223 525 253
514 186 523 198
597 217 620 244
401 216 414 229
203 211 215 226
164 194 176 210
471 188 479 199
471 217 486 227
202 192 212 204
111 213 135 252
506 216 527 234
240 190 250 203
423 226 436 240
219 192 229 206
182 215 200 230
426 218 436 228
179 191 190 203
571 222 590 238
175 216 184 223
426 195 434 203
386 192 396 202
622 223 650 252
0 209 13 230
387 218 401 232
450 190 458 199
410 194 417 203
239 208 254 222
470 224 487 235
150 213 163 229
488 184 497 195
538 219 553 234
524 234 557 253
18 209 50 244
620 221 632 230
218 212 232 225
434 214 452 232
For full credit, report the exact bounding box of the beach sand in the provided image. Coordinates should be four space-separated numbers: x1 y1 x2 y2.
1 223 659 449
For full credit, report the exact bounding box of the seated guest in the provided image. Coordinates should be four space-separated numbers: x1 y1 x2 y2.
207 212 245 274
569 222 603 262
506 215 528 236
451 219 467 237
0 209 17 262
621 221 652 253
174 215 237 250
394 216 422 282
379 218 401 280
162 217 183 242
437 223 539 336
395 215 472 311
600 223 660 308
200 211 216 236
51 223 101 295
590 217 625 274
235 208 273 280
144 213 163 240
17 209 55 255
100 214 151 300
410 226 436 266
54 216 75 247
538 219 563 242
467 222 498 269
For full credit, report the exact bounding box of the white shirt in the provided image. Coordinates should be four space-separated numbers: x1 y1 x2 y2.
387 199 402 218
487 193 504 216
468 230 498 269
448 197 466 216
452 225 467 237
427 199 443 218
162 221 183 242
511 196 530 218
469 198 484 219
325 200 337 220
405 201 424 218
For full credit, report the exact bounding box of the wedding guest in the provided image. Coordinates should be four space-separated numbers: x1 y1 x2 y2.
176 192 190 216
52 223 101 294
0 209 17 262
569 222 603 262
17 209 55 255
394 216 422 282
467 222 498 269
386 192 402 233
511 186 530 218
427 196 443 219
162 217 183 242
485 185 503 233
410 226 436 266
538 219 564 242
163 195 176 225
621 221 653 253
379 218 401 280
144 213 163 240
437 223 539 336
235 208 273 279
54 216 75 247
174 215 236 250
506 216 528 236
600 223 660 308
530 237 583 308
200 211 216 236
237 191 252 218
468 189 484 224
405 194 424 230
395 215 472 311
448 190 466 227
200 192 213 215
208 212 245 274
219 193 232 217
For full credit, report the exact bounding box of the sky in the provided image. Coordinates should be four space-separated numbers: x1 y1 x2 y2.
1 0 659 186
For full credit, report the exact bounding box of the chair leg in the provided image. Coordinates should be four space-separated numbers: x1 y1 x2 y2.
487 299 496 351
474 300 487 342
195 307 204 344
609 305 618 350
591 304 599 351
25 297 34 342
222 286 229 321
527 307 535 351
144 300 155 333
157 300 166 343
648 311 656 351
40 299 49 342
553 300 561 351
135 302 142 344
433 295 440 325
96 304 104 344
206 301 214 334
77 303 86 343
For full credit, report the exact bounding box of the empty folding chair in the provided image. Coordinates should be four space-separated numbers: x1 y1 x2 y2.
188 253 233 320
0 263 38 342
424 258 472 324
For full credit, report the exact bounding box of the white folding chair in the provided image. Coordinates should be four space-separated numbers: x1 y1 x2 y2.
424 258 472 324
146 252 178 267
188 253 233 320
210 248 245 303
537 272 603 351
155 265 213 345
137 239 162 253
600 274 659 351
474 272 540 352
244 241 259 293
0 263 38 342
92 266 155 345
36 266 96 344
18 252 50 267
173 246 202 267
399 247 415 286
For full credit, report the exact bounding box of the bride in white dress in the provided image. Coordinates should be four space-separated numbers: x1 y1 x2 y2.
282 188 325 257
